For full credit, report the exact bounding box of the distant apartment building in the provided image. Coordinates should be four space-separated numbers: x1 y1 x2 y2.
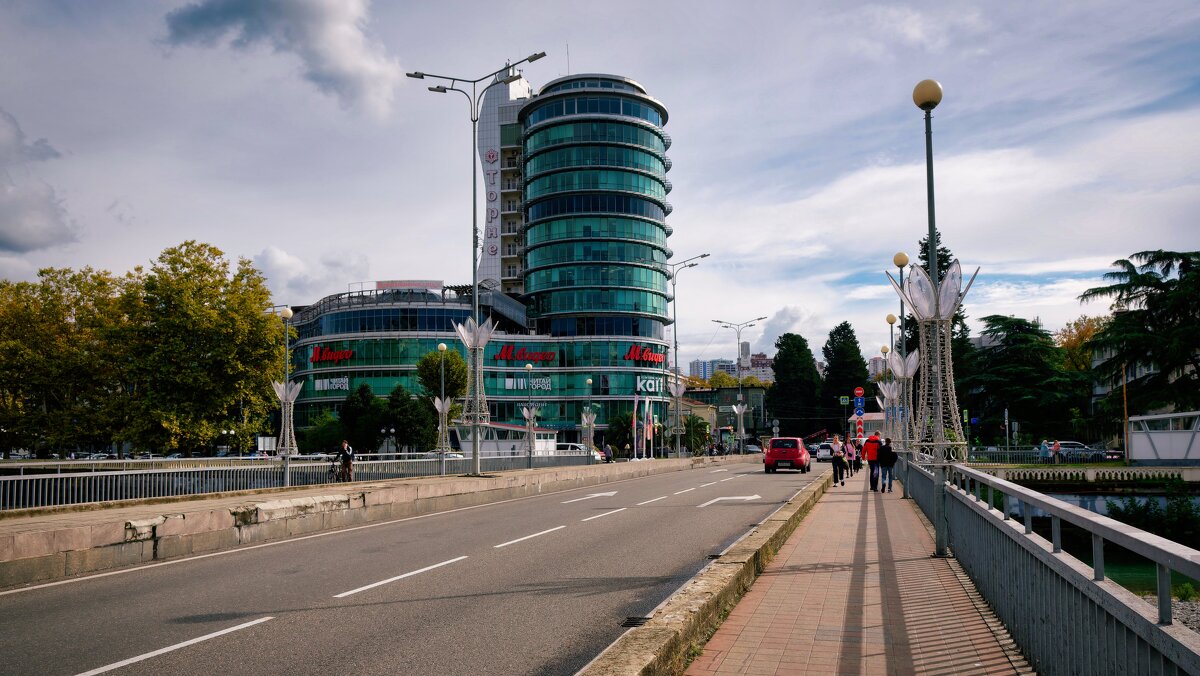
745 352 775 383
868 356 886 380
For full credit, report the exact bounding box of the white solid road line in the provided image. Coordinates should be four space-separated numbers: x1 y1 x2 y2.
581 508 626 522
636 496 668 506
334 556 468 598
719 477 736 482
673 488 695 495
494 526 566 548
75 616 274 676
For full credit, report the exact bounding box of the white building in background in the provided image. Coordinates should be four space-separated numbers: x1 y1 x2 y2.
868 356 886 379
745 352 775 383
476 68 534 296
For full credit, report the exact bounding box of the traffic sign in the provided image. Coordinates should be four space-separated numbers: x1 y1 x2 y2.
854 387 864 397
970 417 979 425
853 397 865 408
839 396 849 406
854 407 865 417
772 426 779 435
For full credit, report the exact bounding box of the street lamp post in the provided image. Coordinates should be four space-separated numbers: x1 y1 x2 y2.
713 316 767 453
278 307 295 486
662 253 708 457
380 427 396 458
893 252 912 499
408 51 546 477
524 363 535 468
880 345 890 439
914 78 949 556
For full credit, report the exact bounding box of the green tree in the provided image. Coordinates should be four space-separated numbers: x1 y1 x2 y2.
339 383 387 453
708 370 736 388
387 383 436 450
821 322 870 435
960 315 1088 443
606 411 633 457
416 347 468 399
1081 250 1200 413
299 410 344 453
764 333 822 437
120 242 280 455
683 414 709 455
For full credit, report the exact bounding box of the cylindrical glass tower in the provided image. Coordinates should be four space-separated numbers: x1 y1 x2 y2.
519 74 672 339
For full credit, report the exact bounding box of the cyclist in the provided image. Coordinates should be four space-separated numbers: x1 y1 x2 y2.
335 440 354 482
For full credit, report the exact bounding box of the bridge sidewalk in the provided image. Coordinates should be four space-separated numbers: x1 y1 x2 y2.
686 469 1033 675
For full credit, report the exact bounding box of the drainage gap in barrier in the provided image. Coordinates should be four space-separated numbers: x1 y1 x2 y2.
707 554 721 560
621 616 652 627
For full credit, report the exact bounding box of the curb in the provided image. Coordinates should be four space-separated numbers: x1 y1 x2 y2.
580 470 832 675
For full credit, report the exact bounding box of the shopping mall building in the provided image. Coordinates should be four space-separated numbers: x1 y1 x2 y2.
289 73 674 443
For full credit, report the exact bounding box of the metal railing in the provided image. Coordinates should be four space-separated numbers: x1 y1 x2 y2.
0 453 597 511
901 458 1200 674
966 446 1113 464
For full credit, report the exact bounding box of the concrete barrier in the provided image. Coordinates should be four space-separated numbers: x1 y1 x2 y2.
581 470 832 675
0 455 752 588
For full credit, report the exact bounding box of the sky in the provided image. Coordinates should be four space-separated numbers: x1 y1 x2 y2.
2 0 1198 369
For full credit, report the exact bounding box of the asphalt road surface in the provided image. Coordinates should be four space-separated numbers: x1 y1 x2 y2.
0 462 827 675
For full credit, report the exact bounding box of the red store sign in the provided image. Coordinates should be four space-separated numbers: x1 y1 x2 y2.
493 344 557 363
310 346 354 365
624 345 665 364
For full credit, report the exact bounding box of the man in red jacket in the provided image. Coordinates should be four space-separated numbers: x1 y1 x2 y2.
862 432 882 492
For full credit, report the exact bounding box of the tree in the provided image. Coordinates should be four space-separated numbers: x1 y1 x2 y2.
1054 315 1109 373
683 414 709 455
764 333 822 437
339 383 388 453
821 322 870 435
387 383 436 450
708 370 736 388
741 375 767 388
959 315 1088 443
120 242 280 455
299 410 343 453
606 411 633 457
1081 250 1200 413
416 348 468 400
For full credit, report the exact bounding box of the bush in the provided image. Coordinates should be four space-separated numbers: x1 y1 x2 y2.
1175 582 1197 602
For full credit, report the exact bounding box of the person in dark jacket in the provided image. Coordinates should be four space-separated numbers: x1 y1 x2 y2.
878 437 898 493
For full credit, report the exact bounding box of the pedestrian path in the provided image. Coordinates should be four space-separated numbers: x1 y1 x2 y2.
686 469 1032 675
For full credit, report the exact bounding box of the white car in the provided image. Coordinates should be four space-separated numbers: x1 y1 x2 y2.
815 443 834 462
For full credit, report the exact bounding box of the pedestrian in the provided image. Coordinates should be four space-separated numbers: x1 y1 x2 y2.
832 444 846 487
336 439 354 482
862 432 882 491
879 437 897 493
1051 439 1062 463
1039 439 1050 464
603 443 613 463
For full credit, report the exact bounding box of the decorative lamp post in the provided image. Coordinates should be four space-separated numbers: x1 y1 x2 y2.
582 378 596 455
660 253 708 456
522 363 539 468
380 427 396 458
409 52 545 477
713 316 767 453
271 306 300 486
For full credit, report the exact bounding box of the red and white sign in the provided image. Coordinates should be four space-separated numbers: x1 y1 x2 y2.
623 345 665 364
310 346 354 365
853 386 865 397
493 344 557 363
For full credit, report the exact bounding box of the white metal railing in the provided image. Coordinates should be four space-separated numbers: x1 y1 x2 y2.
902 458 1200 673
0 452 598 511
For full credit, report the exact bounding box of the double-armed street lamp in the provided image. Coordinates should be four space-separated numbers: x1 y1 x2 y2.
408 51 546 477
657 253 709 456
713 316 767 453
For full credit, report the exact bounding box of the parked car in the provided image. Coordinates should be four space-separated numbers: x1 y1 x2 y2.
1055 441 1106 463
744 443 763 454
764 437 811 473
814 443 834 462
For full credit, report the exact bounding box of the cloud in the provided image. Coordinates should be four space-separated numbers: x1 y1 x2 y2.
0 107 75 253
255 245 370 302
164 0 402 118
755 306 819 354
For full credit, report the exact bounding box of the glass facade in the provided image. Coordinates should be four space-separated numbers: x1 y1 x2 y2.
291 74 675 445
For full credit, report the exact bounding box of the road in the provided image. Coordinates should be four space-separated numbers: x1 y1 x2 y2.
0 462 826 675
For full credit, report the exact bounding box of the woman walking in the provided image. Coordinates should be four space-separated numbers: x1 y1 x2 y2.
832 443 847 487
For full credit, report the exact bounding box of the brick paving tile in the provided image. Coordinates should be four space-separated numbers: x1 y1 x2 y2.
685 470 1031 675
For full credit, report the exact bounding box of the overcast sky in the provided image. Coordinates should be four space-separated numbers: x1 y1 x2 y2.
3 0 1198 368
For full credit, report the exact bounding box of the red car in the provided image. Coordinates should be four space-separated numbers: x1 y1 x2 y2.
764 437 811 473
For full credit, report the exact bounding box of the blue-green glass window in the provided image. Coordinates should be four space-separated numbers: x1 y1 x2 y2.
525 146 664 177
527 194 665 222
526 217 667 247
525 121 665 154
526 170 665 201
525 242 666 269
528 289 667 316
525 265 666 293
525 96 663 127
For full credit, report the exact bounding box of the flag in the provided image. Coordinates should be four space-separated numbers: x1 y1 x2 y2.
632 392 639 454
